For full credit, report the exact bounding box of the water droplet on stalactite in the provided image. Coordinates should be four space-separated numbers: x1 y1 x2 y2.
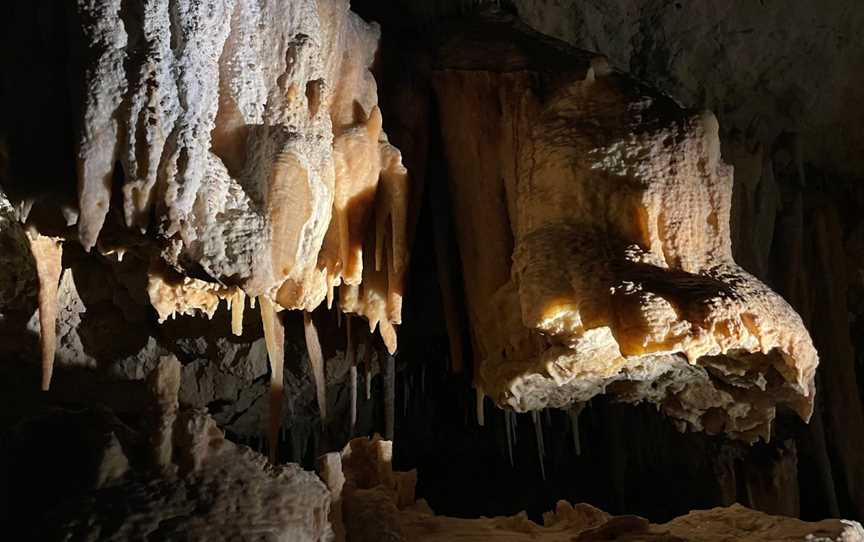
532 410 546 481
259 296 284 463
505 410 514 467
26 232 63 391
476 386 486 426
384 354 395 441
303 312 327 423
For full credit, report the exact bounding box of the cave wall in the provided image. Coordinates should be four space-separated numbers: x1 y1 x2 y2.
507 0 864 520
1 0 863 533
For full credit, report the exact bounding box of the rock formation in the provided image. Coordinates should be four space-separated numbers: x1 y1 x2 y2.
1 0 863 537
326 436 864 541
433 13 818 441
25 356 332 541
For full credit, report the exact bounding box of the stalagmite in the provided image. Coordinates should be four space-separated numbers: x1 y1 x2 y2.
260 296 284 463
433 13 819 441
303 312 327 422
26 231 62 390
145 355 181 469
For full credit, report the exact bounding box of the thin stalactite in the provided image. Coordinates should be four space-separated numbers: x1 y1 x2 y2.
384 354 395 440
304 311 327 422
533 410 546 481
259 297 284 463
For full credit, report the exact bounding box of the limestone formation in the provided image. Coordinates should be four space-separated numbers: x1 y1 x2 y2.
36 357 332 541
72 0 409 353
329 437 864 542
433 13 818 441
25 231 63 390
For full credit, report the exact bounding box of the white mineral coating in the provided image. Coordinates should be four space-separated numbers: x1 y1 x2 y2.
75 0 410 350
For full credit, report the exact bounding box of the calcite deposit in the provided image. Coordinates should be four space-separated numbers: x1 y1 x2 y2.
34 356 332 541
73 0 409 353
326 436 864 542
433 13 818 441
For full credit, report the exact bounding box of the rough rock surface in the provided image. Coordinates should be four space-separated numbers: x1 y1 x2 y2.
512 0 864 179
432 13 818 441
328 437 864 541
72 0 409 352
33 356 332 541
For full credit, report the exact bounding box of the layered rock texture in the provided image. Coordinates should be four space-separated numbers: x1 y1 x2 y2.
433 14 817 441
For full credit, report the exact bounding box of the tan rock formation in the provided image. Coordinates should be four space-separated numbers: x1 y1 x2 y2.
73 0 410 353
329 437 864 542
43 355 332 541
25 231 63 390
433 13 818 441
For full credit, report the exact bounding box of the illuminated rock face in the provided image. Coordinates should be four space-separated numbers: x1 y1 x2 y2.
74 0 408 352
433 14 818 441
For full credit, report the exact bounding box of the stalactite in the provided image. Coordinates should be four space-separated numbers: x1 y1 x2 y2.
26 231 62 391
365 365 372 401
384 354 395 440
75 0 126 251
433 202 463 374
511 412 519 446
347 316 358 436
405 373 415 418
303 312 327 422
230 289 245 336
569 405 583 456
259 296 284 463
505 410 514 467
533 410 546 481
476 386 485 426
